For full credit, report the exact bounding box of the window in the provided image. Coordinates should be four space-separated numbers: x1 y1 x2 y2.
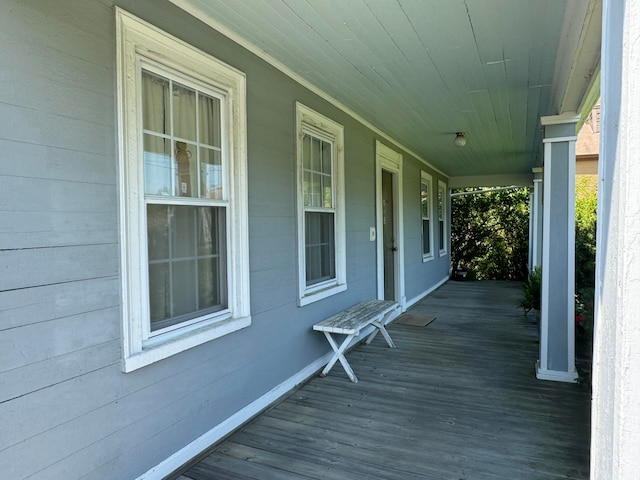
116 9 250 372
296 103 346 305
437 180 447 255
421 172 433 260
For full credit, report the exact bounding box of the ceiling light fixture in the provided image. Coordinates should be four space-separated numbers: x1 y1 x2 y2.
454 132 467 147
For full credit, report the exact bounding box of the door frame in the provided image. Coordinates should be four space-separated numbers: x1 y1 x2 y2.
375 140 405 308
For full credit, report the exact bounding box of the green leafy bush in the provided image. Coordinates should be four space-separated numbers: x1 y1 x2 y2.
520 266 541 313
575 176 597 293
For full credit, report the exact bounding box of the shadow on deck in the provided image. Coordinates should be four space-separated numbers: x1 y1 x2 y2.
178 281 591 480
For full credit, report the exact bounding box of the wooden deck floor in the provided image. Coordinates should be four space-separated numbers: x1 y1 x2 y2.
178 281 591 480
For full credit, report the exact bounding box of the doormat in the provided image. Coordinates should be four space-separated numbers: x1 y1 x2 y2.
394 314 436 327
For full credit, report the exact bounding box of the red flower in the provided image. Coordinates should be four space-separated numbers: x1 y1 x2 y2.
575 315 584 323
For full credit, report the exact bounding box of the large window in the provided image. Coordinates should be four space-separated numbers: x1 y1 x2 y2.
296 103 346 305
437 180 448 255
421 172 433 260
117 9 250 371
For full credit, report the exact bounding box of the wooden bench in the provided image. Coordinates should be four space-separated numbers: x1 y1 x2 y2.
313 299 398 383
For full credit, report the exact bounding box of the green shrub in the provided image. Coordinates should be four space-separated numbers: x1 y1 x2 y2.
575 176 597 293
520 266 541 313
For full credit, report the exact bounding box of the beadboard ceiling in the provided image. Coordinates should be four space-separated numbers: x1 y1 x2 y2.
170 0 601 183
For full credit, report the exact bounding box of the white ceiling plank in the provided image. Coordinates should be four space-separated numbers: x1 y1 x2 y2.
171 0 600 178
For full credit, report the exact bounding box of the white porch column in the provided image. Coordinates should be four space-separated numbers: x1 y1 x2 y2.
536 114 579 383
591 1 640 478
529 167 543 269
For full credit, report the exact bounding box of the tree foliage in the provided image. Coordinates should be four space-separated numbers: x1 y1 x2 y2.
575 176 597 293
451 187 530 281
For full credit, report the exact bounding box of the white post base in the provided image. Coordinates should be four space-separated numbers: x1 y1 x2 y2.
535 360 578 383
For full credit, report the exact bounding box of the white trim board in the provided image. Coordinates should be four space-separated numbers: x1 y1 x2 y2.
536 361 578 383
135 352 334 480
167 0 448 179
540 112 581 125
543 136 578 143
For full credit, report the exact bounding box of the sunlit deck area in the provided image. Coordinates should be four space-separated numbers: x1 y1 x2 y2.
177 281 591 480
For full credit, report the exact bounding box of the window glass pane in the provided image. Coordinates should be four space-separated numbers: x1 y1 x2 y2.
173 82 197 141
421 182 430 219
144 135 172 196
200 147 222 199
322 174 332 208
175 141 197 197
311 136 321 173
197 206 222 256
321 141 332 175
303 170 311 207
142 71 169 134
148 262 170 324
305 211 335 285
302 134 311 170
199 257 223 309
172 259 197 317
308 173 322 207
422 219 431 255
437 189 444 220
147 204 169 261
171 205 196 258
147 205 227 331
198 93 221 147
439 221 445 250
198 207 226 311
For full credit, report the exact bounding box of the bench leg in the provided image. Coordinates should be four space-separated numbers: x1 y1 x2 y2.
365 311 396 348
369 321 396 348
320 332 358 383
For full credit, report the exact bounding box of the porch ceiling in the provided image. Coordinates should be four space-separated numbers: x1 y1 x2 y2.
170 0 601 182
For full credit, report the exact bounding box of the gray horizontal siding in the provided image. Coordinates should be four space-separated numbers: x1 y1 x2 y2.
0 306 120 373
0 340 121 404
0 139 115 186
0 277 120 330
0 0 123 478
0 244 118 291
0 0 449 479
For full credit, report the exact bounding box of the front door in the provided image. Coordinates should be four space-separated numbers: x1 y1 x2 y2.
382 170 395 301
375 140 404 305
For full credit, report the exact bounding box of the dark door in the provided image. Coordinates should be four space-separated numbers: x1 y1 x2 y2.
382 170 395 301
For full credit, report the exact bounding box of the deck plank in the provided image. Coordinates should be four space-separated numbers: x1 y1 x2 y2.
180 281 591 479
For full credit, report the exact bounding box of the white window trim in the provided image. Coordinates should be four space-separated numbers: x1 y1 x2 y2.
438 180 448 257
421 171 434 262
295 102 346 306
116 8 250 372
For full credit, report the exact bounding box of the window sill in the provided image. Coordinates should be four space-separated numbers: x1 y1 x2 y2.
422 254 434 263
298 283 347 307
439 250 448 258
122 314 251 372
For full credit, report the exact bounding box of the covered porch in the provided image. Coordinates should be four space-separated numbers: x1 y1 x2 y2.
177 281 590 480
